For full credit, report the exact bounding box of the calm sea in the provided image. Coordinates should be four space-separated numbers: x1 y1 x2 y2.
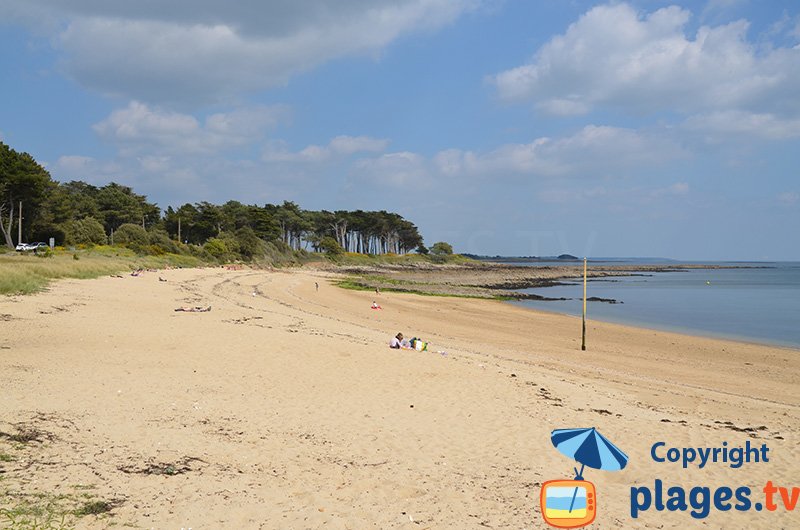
508 260 800 348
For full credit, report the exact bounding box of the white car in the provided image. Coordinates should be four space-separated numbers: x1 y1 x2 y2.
15 242 48 252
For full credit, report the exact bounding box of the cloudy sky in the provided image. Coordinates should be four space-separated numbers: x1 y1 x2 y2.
1 0 798 260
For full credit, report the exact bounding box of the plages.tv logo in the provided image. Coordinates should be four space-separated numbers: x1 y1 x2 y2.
540 427 629 529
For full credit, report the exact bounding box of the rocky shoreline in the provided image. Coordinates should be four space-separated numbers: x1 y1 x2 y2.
326 261 750 302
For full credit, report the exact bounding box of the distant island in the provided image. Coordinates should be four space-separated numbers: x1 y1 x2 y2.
462 253 580 262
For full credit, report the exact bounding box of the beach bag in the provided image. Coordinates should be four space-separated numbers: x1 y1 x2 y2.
411 338 428 351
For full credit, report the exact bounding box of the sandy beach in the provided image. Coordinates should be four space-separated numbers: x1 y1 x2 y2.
1 266 798 529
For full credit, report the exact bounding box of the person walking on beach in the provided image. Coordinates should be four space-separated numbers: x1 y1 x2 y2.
315 281 319 292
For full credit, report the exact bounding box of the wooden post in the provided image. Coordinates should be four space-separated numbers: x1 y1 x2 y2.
581 257 587 351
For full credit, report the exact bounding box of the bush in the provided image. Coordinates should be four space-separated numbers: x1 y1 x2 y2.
217 232 241 256
430 241 453 255
203 238 229 260
63 217 106 246
113 223 149 248
234 226 266 260
319 236 344 256
148 229 180 254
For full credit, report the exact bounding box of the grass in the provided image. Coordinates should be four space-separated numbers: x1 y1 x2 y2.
0 493 75 530
0 247 205 295
0 490 118 529
335 279 508 300
73 500 113 516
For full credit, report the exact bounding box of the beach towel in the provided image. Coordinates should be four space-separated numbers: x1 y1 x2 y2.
410 338 428 351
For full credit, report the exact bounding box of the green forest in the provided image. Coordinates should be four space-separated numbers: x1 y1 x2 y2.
0 142 435 262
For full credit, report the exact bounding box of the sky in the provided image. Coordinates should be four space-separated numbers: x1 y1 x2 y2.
1 0 798 260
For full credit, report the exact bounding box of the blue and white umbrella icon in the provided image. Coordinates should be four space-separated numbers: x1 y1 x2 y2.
551 427 629 513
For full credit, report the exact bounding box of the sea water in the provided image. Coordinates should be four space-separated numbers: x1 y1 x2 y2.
510 261 800 348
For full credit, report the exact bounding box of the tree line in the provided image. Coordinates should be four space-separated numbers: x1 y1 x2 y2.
0 142 429 258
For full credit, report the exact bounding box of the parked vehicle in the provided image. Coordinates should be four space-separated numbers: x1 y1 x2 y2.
15 242 48 252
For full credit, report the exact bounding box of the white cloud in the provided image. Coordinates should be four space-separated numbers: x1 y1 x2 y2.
352 151 429 188
651 182 690 198
329 135 389 155
492 3 800 118
263 135 389 162
778 191 799 204
684 110 800 139
138 156 171 173
431 125 684 179
670 182 689 195
538 186 607 204
93 101 285 155
51 155 125 185
54 155 94 173
5 0 481 105
350 124 688 196
537 182 689 210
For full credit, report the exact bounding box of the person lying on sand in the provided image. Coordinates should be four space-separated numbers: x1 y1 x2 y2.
389 333 410 349
174 306 212 312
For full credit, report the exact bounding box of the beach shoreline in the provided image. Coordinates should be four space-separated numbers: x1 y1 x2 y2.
1 266 798 528
329 260 761 299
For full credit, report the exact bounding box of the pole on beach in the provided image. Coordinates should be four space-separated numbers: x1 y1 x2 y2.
581 257 587 351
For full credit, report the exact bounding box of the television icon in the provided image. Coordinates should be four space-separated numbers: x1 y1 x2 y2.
540 479 596 529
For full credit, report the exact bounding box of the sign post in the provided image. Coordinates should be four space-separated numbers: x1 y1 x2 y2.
581 257 587 351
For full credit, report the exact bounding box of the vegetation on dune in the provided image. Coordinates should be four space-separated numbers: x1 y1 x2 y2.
0 140 458 257
1 141 428 257
0 140 467 295
0 247 203 295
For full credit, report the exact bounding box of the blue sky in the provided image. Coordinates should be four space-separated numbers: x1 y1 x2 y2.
1 0 798 260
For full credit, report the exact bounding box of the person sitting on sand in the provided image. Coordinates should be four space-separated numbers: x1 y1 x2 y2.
389 333 409 349
174 306 212 312
371 301 382 310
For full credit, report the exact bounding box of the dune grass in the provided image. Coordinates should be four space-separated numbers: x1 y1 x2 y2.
0 247 204 296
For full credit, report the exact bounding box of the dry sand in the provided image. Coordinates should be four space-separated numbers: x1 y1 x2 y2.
0 266 798 529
